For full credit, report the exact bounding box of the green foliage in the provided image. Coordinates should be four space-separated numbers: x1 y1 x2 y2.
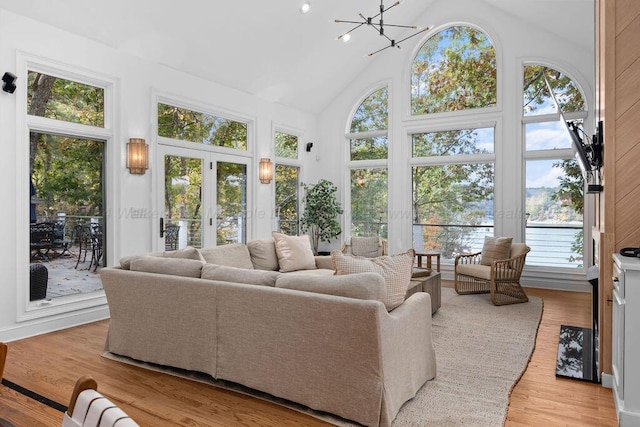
523 66 585 115
351 169 387 238
411 26 497 115
216 162 247 244
300 179 343 253
275 164 299 235
157 103 247 150
350 87 388 133
275 132 298 159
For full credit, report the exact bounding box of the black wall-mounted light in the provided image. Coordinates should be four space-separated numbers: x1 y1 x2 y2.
306 142 313 152
2 72 17 94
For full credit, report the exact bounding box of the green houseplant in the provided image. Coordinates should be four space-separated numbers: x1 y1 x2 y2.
300 179 343 254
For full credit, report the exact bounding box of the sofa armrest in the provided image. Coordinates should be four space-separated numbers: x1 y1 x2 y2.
314 255 334 270
378 292 436 426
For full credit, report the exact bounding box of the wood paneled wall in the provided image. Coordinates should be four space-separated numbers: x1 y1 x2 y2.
597 0 640 376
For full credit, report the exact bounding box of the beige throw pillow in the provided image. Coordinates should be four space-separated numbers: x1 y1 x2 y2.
247 238 280 271
480 236 513 265
272 232 317 273
198 243 254 269
331 249 415 311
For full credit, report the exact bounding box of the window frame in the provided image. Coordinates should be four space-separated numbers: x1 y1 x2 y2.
16 53 116 322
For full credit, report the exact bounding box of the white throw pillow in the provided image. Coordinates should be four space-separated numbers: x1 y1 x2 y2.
272 232 317 273
331 249 415 311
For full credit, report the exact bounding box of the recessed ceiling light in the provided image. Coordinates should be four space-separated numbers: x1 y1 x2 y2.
300 1 312 14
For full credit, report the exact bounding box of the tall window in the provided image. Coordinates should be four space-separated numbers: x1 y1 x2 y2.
409 26 497 257
411 26 497 115
347 87 388 237
411 128 495 257
275 130 300 235
523 65 586 268
27 69 108 299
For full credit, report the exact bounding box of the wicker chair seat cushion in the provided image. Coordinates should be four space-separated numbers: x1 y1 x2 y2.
455 263 493 280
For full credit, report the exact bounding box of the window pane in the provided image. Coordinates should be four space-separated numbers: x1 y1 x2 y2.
27 71 104 127
412 127 494 157
523 65 585 116
158 103 247 150
412 163 494 258
525 159 583 268
350 87 388 133
217 162 247 244
351 168 387 238
276 164 299 235
525 121 572 151
164 155 203 249
275 131 298 159
350 136 388 161
411 26 497 115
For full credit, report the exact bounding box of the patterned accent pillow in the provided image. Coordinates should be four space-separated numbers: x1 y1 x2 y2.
331 249 415 311
480 236 513 266
272 232 317 273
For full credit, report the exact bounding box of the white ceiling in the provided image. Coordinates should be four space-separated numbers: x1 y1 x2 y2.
0 0 594 114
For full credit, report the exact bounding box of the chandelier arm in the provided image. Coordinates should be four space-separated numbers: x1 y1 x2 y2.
395 27 429 44
335 19 367 25
381 23 420 29
368 43 395 56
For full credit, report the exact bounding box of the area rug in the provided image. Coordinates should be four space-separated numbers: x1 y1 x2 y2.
103 287 543 426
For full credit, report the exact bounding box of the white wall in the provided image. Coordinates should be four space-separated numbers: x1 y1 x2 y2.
316 0 596 288
0 9 318 341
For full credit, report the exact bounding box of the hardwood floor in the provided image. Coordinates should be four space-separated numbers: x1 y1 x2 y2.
1 286 617 426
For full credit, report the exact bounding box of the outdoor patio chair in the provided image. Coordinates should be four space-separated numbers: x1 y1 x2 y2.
52 219 71 257
30 221 56 261
341 236 388 258
63 376 139 427
164 223 180 250
454 241 530 306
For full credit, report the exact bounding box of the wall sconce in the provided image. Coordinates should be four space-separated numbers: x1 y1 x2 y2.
127 138 149 175
259 158 273 184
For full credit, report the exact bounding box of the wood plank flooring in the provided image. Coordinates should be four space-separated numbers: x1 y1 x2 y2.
1 286 617 426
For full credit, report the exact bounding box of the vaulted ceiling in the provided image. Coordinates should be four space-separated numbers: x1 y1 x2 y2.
0 0 593 113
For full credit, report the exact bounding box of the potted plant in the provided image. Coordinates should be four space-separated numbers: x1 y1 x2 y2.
300 179 343 255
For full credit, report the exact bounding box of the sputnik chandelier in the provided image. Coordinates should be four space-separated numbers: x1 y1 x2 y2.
335 0 428 56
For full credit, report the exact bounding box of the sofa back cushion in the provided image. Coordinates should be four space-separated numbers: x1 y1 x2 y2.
331 249 415 311
201 264 280 287
129 257 204 278
198 243 254 269
272 232 317 273
119 246 204 270
275 272 386 304
247 239 280 271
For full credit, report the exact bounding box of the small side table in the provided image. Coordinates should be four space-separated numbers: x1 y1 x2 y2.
415 251 441 272
406 272 441 314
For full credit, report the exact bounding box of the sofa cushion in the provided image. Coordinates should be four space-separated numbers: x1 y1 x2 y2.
331 249 415 311
119 246 203 270
201 264 280 287
480 236 512 265
456 263 493 280
275 272 386 304
129 257 204 278
272 232 317 273
247 239 280 271
199 243 254 269
282 268 335 277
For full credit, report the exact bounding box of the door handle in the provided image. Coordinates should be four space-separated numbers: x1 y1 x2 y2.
159 217 165 238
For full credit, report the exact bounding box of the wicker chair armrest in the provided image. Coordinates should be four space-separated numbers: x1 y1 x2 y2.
491 247 530 279
454 252 482 266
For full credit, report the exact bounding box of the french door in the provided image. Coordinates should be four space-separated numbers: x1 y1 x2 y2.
156 145 250 251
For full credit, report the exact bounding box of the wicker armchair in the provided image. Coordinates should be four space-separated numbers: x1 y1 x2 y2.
341 236 388 258
454 243 530 306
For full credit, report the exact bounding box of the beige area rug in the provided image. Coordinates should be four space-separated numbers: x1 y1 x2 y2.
103 288 543 426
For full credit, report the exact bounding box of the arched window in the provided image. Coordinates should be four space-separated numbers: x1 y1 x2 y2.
347 86 388 237
411 26 497 115
522 64 586 268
